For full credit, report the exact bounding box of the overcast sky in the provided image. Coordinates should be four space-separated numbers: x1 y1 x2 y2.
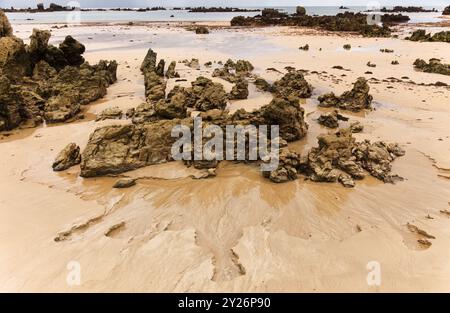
1 1 448 9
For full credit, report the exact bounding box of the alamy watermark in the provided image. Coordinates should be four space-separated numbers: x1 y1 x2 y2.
366 1 382 26
171 117 280 171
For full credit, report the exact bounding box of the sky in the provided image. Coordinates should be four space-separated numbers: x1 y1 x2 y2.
0 0 448 9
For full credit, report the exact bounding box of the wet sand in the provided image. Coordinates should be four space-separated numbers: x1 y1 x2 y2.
0 22 449 292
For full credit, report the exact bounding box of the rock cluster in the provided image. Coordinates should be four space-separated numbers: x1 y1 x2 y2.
405 29 450 43
413 58 450 76
265 128 405 186
0 13 117 131
212 58 254 83
231 10 392 37
63 48 403 187
80 92 309 178
318 78 373 112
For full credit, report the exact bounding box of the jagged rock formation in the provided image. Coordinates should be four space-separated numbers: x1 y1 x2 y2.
75 49 404 187
229 77 249 100
212 59 254 83
318 78 373 112
0 13 117 131
405 29 450 43
0 10 12 37
413 58 450 76
52 143 81 171
231 10 392 37
165 61 179 78
263 128 405 185
272 70 313 98
141 48 166 102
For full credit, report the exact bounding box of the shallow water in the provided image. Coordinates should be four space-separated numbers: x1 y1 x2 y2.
6 6 446 24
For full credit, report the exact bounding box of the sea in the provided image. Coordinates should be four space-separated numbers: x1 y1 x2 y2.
5 6 447 25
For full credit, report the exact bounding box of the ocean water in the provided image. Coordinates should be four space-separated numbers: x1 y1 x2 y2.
5 6 446 25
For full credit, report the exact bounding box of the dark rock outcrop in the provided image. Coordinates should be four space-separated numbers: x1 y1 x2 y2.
231 10 391 37
405 29 450 43
0 12 118 131
229 77 249 100
413 58 450 76
318 78 373 112
80 119 193 177
259 97 308 141
52 143 81 171
165 61 179 78
272 70 313 98
59 35 85 66
0 10 13 37
254 77 272 92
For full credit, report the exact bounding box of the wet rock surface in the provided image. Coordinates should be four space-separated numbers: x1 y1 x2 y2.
0 12 117 131
52 143 81 171
318 77 373 112
413 58 450 76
